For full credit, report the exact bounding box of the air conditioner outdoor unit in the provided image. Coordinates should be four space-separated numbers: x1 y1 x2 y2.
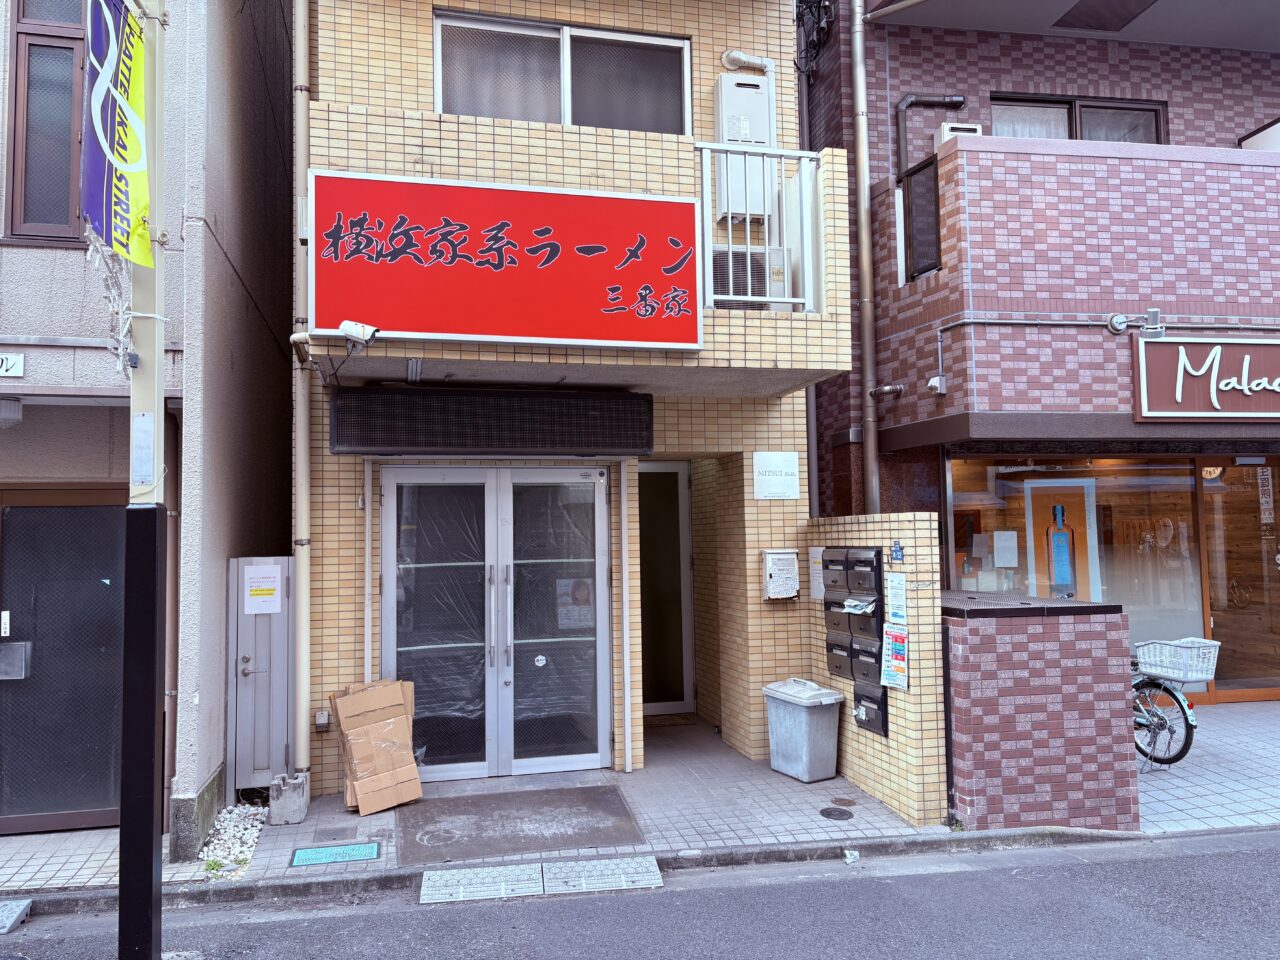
711 245 792 311
934 122 982 152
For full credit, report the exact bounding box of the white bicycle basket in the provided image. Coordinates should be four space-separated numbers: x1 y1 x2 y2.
1134 637 1220 684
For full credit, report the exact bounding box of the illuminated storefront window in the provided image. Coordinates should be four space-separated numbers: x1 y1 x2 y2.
950 459 1204 647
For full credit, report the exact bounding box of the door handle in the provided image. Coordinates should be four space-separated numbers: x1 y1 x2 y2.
505 563 513 666
241 666 267 678
487 563 496 667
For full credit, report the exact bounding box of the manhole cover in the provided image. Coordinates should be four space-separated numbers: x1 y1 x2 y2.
820 807 854 821
830 797 856 807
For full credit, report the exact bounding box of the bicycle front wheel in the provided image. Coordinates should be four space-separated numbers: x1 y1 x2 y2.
1134 679 1194 765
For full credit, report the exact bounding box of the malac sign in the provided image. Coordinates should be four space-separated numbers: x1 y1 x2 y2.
309 171 701 350
1135 337 1280 421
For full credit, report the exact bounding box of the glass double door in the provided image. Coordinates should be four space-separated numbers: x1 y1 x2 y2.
383 467 610 780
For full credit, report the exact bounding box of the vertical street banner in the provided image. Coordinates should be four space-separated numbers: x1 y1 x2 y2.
81 0 152 267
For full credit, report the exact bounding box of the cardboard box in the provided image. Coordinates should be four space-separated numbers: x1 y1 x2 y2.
329 679 421 816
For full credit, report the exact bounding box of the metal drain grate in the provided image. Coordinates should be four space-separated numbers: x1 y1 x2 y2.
291 842 380 867
543 856 663 895
419 864 545 905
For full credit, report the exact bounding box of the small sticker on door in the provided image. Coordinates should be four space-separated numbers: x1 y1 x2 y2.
534 655 547 668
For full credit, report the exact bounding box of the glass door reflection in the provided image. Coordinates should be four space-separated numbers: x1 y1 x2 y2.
1202 459 1280 699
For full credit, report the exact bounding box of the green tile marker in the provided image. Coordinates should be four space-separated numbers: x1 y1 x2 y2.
290 842 381 867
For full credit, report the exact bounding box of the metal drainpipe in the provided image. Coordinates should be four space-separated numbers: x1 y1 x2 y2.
851 1 881 513
620 458 634 773
291 0 312 775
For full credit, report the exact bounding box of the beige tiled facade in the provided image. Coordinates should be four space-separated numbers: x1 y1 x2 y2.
301 0 897 811
807 514 947 827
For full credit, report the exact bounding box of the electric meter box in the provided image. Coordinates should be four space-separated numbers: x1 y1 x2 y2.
714 72 777 221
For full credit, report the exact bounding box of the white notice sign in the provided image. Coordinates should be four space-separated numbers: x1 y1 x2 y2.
752 452 801 500
808 546 825 600
885 571 907 626
1259 467 1274 525
243 564 283 616
993 530 1019 569
763 550 800 600
130 411 155 487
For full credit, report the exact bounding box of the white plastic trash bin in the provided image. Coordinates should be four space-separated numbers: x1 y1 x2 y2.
763 678 844 783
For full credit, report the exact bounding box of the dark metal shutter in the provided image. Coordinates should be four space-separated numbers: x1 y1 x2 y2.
329 386 653 456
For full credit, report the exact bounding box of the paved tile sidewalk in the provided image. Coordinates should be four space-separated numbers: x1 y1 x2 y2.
1 722 930 895
7 705 1278 896
1138 702 1280 833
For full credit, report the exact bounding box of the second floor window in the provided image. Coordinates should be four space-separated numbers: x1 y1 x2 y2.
991 95 1166 145
436 15 690 136
6 0 85 241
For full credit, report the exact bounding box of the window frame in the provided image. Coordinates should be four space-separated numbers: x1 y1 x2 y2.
990 92 1169 145
5 0 86 244
433 12 693 137
900 154 941 280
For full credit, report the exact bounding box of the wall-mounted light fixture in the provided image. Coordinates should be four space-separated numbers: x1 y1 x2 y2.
1106 307 1165 339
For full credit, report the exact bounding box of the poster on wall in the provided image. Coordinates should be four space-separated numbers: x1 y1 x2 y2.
1024 479 1102 601
556 579 595 629
885 571 908 626
880 626 909 690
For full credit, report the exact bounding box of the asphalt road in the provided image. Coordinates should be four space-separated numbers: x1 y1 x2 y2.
7 828 1280 960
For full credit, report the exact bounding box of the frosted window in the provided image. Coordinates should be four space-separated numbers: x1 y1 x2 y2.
570 37 684 134
439 24 560 124
22 0 81 23
22 43 75 226
991 102 1070 139
1080 106 1159 144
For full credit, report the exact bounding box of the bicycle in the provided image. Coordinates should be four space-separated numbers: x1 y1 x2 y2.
1131 637 1219 766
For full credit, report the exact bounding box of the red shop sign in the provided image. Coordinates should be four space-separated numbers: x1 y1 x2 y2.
309 171 701 349
1134 337 1280 421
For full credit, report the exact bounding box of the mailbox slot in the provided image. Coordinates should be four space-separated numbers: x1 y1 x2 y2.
853 679 888 737
822 546 889 735
825 633 855 681
848 635 882 685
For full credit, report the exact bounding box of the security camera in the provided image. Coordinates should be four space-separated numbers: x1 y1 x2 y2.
339 320 380 351
926 375 947 396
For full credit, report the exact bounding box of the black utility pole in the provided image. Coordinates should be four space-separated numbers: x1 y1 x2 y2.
119 503 166 959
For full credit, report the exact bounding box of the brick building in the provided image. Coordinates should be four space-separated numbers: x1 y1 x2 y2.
806 0 1280 703
285 0 864 805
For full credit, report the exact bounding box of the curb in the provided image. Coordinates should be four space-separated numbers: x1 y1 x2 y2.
21 823 1155 918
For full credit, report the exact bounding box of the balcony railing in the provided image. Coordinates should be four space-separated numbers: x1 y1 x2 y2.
696 142 821 313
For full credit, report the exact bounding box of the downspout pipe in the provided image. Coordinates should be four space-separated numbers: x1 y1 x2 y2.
291 0 312 776
851 2 881 513
290 332 311 776
895 94 965 178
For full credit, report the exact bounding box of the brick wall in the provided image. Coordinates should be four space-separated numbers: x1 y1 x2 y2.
804 9 1280 503
870 139 1280 432
947 611 1140 832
